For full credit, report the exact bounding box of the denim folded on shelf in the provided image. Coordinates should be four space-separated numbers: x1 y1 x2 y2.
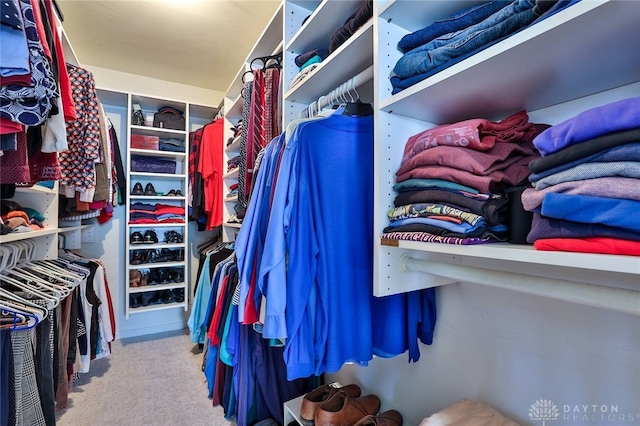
392 0 537 80
397 1 510 53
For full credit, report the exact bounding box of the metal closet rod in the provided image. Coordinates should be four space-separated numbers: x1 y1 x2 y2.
399 255 640 317
315 65 374 111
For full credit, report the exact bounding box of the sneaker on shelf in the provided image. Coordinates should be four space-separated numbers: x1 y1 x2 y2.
130 231 144 244
143 229 158 244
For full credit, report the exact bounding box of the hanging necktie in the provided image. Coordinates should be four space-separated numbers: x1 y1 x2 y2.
264 67 280 145
245 69 265 202
238 81 252 207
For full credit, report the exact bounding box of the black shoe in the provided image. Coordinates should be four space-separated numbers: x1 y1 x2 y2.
161 290 174 304
131 182 144 195
143 229 158 244
145 249 159 264
130 231 144 244
167 189 177 196
144 182 157 196
141 291 155 306
157 268 171 284
175 190 184 197
172 288 185 303
129 295 141 308
148 269 160 285
169 267 184 283
131 250 144 265
164 231 183 244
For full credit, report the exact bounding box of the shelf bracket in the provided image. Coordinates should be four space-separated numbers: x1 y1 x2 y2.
399 254 640 317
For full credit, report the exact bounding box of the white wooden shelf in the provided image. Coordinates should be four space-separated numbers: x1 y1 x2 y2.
128 223 186 228
383 240 640 276
379 0 640 124
129 195 186 201
0 227 59 244
129 242 186 250
223 223 242 229
284 21 373 104
130 148 186 159
223 168 239 179
128 302 187 314
225 135 241 152
130 172 187 179
286 0 364 53
130 124 186 136
129 282 186 293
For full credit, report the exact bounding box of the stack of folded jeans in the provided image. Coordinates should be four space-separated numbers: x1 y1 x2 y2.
390 0 579 94
383 110 548 244
521 97 640 255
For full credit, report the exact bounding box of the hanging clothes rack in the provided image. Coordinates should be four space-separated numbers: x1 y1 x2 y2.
307 65 374 116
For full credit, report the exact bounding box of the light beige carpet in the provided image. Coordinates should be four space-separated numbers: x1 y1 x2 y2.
55 330 234 426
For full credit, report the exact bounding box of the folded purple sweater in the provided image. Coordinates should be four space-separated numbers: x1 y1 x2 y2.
533 97 640 156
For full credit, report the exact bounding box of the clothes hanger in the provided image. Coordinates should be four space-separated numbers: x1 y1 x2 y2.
27 247 84 285
0 272 60 308
6 241 75 295
0 303 39 330
341 77 373 117
0 273 56 312
0 291 46 325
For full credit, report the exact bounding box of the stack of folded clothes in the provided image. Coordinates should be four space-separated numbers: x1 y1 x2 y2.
129 202 185 224
289 0 372 92
227 155 240 172
382 110 549 245
390 0 580 94
522 97 640 256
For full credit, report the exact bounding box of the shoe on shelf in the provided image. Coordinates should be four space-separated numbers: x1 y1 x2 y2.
300 384 361 425
131 182 144 195
143 229 158 244
174 190 184 197
145 249 159 264
148 269 160 285
168 267 184 283
167 189 177 196
130 231 144 244
314 392 380 426
353 410 403 426
157 268 171 284
131 251 144 265
171 288 185 303
129 295 141 308
161 290 174 304
158 248 175 262
141 291 155 306
129 269 142 287
164 230 183 244
144 182 157 196
175 249 184 262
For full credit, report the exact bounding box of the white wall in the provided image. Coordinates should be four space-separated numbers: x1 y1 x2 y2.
84 64 224 107
328 283 640 425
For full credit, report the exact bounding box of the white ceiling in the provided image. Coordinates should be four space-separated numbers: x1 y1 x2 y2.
57 0 282 93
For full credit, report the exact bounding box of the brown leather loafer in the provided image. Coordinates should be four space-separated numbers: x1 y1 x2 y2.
314 392 380 426
353 410 403 426
300 383 361 425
